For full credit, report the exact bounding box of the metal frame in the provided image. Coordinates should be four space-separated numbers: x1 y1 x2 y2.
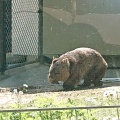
38 0 44 63
0 0 6 74
0 105 120 113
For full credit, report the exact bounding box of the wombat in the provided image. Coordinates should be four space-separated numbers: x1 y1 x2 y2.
48 47 108 90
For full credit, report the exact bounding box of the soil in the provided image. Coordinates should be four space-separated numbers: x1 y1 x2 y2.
0 81 120 109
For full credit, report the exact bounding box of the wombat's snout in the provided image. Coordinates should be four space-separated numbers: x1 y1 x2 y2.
49 78 59 84
48 74 59 84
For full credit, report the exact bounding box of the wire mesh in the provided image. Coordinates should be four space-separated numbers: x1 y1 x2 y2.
5 0 39 69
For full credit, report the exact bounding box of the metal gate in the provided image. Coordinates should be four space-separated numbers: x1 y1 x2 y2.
0 0 43 73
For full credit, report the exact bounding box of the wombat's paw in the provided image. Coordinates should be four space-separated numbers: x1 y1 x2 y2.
94 81 103 87
99 81 103 86
63 83 74 91
82 81 91 87
54 81 59 84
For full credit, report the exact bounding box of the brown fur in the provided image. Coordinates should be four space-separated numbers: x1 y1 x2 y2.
48 47 108 90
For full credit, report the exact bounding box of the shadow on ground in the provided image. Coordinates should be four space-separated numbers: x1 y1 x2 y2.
0 63 120 93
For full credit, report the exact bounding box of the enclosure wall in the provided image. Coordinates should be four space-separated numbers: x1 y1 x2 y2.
43 0 120 56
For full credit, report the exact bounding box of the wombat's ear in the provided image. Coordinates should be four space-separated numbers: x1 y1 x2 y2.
62 58 70 65
52 58 59 64
53 56 55 60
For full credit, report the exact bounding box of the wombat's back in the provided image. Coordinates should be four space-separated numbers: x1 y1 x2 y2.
60 47 107 66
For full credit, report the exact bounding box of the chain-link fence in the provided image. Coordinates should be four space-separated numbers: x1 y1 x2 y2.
1 0 43 71
1 0 120 73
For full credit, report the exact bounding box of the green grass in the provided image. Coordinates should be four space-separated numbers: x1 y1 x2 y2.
0 87 120 120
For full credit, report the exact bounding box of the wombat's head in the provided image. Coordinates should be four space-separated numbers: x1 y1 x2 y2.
48 57 70 84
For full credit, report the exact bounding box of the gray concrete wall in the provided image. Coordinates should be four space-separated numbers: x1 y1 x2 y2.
43 0 120 56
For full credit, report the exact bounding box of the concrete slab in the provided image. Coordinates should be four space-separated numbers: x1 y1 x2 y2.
0 63 50 88
0 63 120 88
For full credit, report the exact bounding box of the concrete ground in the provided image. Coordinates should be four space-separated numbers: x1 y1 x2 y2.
0 63 50 88
0 63 120 88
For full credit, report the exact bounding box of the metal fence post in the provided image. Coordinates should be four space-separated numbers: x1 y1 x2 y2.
38 0 44 64
0 0 6 74
5 0 12 53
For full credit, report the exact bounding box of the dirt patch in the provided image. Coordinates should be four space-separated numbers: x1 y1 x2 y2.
0 81 120 109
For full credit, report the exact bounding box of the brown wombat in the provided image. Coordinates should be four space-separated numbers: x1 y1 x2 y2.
48 47 108 90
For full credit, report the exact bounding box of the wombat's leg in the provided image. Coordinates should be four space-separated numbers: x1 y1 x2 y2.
93 74 103 86
83 77 91 86
63 77 78 90
93 66 106 86
83 69 94 86
63 82 74 91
